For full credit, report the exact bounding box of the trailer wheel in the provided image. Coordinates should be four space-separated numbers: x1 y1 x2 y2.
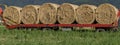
59 27 72 31
96 29 105 32
118 18 120 29
110 28 118 32
53 27 59 31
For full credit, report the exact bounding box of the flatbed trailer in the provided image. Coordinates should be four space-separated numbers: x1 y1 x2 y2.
3 11 120 30
4 23 118 29
0 5 120 31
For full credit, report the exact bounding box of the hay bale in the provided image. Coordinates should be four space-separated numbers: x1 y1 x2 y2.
76 4 97 24
57 3 78 24
21 5 40 24
38 3 59 24
3 6 22 25
96 3 118 24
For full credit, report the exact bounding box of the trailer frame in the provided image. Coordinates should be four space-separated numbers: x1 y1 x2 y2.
1 10 120 30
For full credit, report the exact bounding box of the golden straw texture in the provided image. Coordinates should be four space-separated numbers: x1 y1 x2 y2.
3 6 22 25
57 3 78 24
38 3 59 24
96 3 118 24
76 4 97 24
21 5 40 24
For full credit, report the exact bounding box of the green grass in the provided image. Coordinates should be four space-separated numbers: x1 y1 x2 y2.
0 27 120 45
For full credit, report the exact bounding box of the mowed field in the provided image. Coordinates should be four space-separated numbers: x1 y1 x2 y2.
0 26 120 45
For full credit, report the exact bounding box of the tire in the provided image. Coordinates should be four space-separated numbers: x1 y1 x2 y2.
110 28 118 32
96 29 105 32
118 18 120 28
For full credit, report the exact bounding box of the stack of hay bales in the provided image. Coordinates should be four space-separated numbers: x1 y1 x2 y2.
3 6 22 25
2 3 119 26
38 3 59 24
57 3 78 24
76 4 97 24
21 5 40 24
96 3 118 24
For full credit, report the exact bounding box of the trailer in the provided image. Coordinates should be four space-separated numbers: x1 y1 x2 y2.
0 5 120 31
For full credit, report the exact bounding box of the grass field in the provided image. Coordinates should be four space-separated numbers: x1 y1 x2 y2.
0 26 120 45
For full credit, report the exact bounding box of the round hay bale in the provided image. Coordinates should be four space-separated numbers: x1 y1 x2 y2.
38 3 59 24
57 3 78 24
21 5 40 24
3 6 22 25
96 3 118 24
76 4 97 24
